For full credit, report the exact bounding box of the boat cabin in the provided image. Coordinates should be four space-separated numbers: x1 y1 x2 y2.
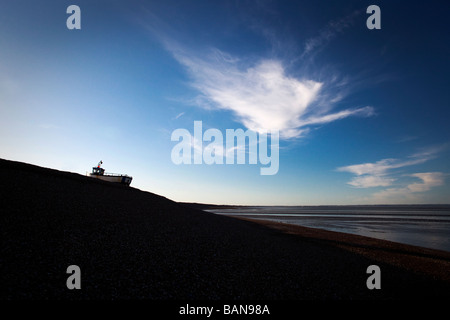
91 166 105 175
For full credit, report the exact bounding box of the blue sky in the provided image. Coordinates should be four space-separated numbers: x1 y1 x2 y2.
1 0 449 205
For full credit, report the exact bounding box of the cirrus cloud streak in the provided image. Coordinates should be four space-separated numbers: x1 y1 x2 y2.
171 47 373 139
337 146 447 203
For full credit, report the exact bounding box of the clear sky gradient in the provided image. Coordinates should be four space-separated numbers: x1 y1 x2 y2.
1 0 449 205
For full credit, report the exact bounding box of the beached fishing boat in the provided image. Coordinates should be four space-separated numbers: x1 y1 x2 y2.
88 161 132 186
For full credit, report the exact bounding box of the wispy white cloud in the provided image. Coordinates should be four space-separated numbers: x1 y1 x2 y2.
138 7 374 139
301 10 361 59
173 112 185 120
370 172 446 203
337 145 444 188
338 157 428 186
347 175 395 188
168 46 373 139
338 146 447 203
407 172 445 192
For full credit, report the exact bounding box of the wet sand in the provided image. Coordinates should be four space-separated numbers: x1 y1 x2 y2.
1 158 449 300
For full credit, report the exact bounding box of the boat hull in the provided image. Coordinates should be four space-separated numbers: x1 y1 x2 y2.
89 174 132 186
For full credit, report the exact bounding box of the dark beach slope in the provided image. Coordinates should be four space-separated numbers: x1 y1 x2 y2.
1 158 449 300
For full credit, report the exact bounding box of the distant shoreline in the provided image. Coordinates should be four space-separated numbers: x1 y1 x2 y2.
180 202 450 210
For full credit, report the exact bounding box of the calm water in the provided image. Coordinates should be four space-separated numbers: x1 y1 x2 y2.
207 205 450 252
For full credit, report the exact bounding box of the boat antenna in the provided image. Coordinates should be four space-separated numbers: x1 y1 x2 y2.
97 160 103 168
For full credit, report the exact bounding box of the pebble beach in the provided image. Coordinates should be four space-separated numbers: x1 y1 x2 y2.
1 158 449 301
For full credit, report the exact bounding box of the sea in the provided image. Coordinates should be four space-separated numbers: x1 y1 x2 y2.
207 205 450 252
